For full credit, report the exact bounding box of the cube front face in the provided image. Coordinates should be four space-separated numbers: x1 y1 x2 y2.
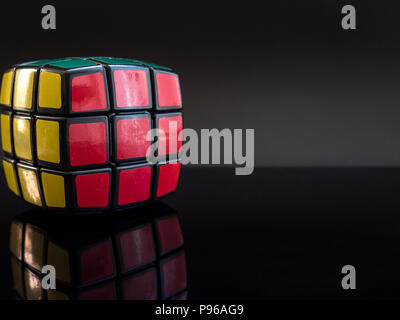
0 57 183 211
9 204 187 300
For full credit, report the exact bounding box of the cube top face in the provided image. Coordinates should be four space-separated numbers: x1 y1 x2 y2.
9 203 187 300
0 57 183 212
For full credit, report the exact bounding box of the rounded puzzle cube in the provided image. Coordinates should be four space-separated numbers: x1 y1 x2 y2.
0 57 183 212
9 202 187 300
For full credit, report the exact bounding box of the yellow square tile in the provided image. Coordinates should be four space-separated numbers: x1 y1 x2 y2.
48 241 70 283
1 113 12 153
13 68 35 110
13 117 32 160
0 70 13 106
18 166 42 206
39 71 62 109
36 119 60 164
3 160 19 196
24 224 44 270
41 172 65 208
9 221 23 260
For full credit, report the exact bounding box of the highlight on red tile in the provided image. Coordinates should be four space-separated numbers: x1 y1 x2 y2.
80 240 115 284
68 121 108 166
119 225 155 271
78 283 116 300
156 216 183 254
115 115 150 161
161 252 186 298
122 268 157 300
155 72 181 108
156 161 181 198
71 72 107 112
117 165 151 206
113 69 150 108
75 171 110 208
157 114 182 156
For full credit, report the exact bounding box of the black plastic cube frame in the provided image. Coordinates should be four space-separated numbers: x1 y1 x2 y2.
112 162 153 210
36 65 110 115
13 114 36 165
153 159 183 200
152 69 183 111
1 110 15 157
16 162 45 208
12 66 39 114
110 112 153 164
103 64 153 111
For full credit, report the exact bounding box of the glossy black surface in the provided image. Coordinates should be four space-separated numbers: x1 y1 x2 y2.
2 167 400 299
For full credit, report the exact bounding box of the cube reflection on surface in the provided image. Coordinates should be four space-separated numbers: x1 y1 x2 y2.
9 202 187 300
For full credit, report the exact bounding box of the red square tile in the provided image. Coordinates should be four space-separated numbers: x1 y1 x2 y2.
78 283 116 300
117 166 151 206
71 73 107 112
157 115 182 156
122 268 157 300
80 240 114 284
156 162 181 198
161 252 186 298
75 172 110 208
119 225 155 271
114 69 149 108
157 216 183 254
116 116 150 160
156 72 181 107
69 121 108 166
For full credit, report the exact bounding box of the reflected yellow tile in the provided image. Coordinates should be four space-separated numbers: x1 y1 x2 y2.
48 241 70 283
13 117 32 160
13 69 35 110
0 70 13 106
24 268 42 300
9 221 23 260
24 224 44 270
3 160 19 196
38 71 61 109
11 258 23 298
36 119 60 164
17 166 42 206
1 113 12 153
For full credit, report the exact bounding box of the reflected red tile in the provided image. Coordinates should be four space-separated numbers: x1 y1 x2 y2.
119 225 155 271
122 268 157 300
156 216 183 254
80 240 114 284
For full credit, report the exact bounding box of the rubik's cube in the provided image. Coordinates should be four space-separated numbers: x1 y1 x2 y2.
0 57 183 211
10 202 187 300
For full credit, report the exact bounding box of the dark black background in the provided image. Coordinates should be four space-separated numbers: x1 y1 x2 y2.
2 0 400 300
